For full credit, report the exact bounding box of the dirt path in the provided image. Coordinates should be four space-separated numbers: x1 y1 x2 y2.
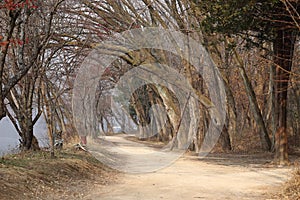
84 135 291 200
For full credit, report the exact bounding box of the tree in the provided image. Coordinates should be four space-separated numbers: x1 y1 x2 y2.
0 0 62 149
0 0 84 150
0 0 40 121
196 0 300 164
73 0 300 158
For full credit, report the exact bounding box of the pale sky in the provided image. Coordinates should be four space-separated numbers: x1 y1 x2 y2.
0 117 48 155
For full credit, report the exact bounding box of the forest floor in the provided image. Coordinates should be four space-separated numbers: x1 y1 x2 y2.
0 135 299 200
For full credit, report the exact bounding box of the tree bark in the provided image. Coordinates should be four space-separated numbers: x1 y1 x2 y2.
273 29 296 165
156 85 181 149
131 89 150 139
223 80 236 150
0 99 5 120
233 49 272 151
265 63 277 151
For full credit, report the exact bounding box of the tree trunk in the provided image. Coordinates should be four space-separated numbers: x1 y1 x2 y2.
219 126 232 151
103 115 113 134
273 29 296 165
147 85 170 142
0 99 5 120
131 91 149 139
20 115 40 151
291 85 300 146
156 85 181 149
23 123 34 150
265 63 277 151
234 49 272 151
223 80 236 150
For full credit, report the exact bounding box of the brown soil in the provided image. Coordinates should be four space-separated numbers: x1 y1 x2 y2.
1 136 299 200
85 153 293 200
0 149 118 200
81 135 298 200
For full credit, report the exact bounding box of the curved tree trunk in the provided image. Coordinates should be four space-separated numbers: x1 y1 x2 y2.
147 85 170 142
156 85 181 149
131 90 149 139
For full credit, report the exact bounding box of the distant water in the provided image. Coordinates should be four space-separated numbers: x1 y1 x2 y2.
0 117 48 156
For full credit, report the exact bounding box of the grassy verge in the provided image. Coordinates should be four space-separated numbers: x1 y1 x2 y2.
279 166 300 200
0 149 118 200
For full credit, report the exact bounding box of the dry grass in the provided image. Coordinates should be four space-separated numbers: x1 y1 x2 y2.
271 161 300 200
280 166 300 199
0 149 118 200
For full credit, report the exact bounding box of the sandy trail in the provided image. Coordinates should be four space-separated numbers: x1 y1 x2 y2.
84 135 291 200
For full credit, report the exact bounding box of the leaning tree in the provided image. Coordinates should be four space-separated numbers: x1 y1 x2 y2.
196 0 300 164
